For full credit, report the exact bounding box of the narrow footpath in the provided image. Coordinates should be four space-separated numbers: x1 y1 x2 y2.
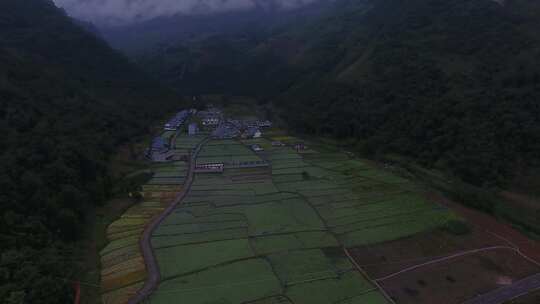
127 138 208 304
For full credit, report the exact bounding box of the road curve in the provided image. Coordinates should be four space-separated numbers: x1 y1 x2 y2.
127 138 208 304
462 272 540 304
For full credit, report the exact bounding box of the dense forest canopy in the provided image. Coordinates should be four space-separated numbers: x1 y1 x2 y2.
132 0 540 187
0 0 179 302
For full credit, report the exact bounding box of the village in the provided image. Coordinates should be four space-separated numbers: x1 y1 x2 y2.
146 106 306 169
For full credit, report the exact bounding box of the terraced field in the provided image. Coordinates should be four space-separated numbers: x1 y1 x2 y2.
99 132 205 304
148 135 454 303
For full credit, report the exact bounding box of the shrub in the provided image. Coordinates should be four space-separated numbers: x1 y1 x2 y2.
444 220 472 235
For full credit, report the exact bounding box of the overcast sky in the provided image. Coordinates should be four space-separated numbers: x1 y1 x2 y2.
53 0 319 27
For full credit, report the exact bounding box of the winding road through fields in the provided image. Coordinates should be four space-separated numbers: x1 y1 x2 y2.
127 137 208 304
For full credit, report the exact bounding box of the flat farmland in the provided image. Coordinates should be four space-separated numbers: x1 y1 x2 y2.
148 137 458 304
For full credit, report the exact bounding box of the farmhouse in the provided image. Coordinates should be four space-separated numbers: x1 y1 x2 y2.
151 137 168 152
188 123 198 136
243 127 262 139
250 144 264 152
212 123 240 139
146 136 175 162
198 107 222 127
164 110 190 131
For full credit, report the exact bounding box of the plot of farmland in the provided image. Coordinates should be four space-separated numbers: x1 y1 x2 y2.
197 139 263 165
147 137 454 303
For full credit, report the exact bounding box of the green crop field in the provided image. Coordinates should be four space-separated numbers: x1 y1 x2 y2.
147 136 454 303
152 259 282 304
155 238 254 279
197 139 263 165
175 134 207 154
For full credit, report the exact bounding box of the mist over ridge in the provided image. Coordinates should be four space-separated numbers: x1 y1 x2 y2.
53 0 324 26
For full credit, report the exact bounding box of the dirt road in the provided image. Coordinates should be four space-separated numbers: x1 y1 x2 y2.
462 273 540 304
127 138 207 304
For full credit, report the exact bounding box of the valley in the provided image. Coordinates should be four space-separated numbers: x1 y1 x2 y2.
98 106 540 304
3 1 540 303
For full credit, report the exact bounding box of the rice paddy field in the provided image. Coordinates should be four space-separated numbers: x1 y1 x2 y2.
196 139 262 166
100 132 205 304
149 135 455 304
174 134 207 156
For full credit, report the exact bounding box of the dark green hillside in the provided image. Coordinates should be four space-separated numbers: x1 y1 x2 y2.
138 0 540 188
0 0 178 302
280 0 540 186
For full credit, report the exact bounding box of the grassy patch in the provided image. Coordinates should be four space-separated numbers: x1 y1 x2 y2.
268 249 338 285
156 238 254 279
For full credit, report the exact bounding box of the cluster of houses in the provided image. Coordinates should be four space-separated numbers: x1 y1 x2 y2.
211 118 271 140
147 105 282 167
164 110 192 131
147 136 176 162
211 123 239 139
198 108 222 127
147 109 195 161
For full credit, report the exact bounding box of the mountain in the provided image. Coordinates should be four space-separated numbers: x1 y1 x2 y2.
134 0 540 188
0 0 179 301
100 1 334 55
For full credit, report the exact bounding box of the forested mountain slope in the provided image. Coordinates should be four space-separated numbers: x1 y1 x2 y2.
0 0 178 301
136 0 540 187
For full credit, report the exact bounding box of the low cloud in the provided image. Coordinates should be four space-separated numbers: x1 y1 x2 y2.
53 0 319 27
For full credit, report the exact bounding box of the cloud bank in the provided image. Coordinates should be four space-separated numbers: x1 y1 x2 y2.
53 0 319 26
